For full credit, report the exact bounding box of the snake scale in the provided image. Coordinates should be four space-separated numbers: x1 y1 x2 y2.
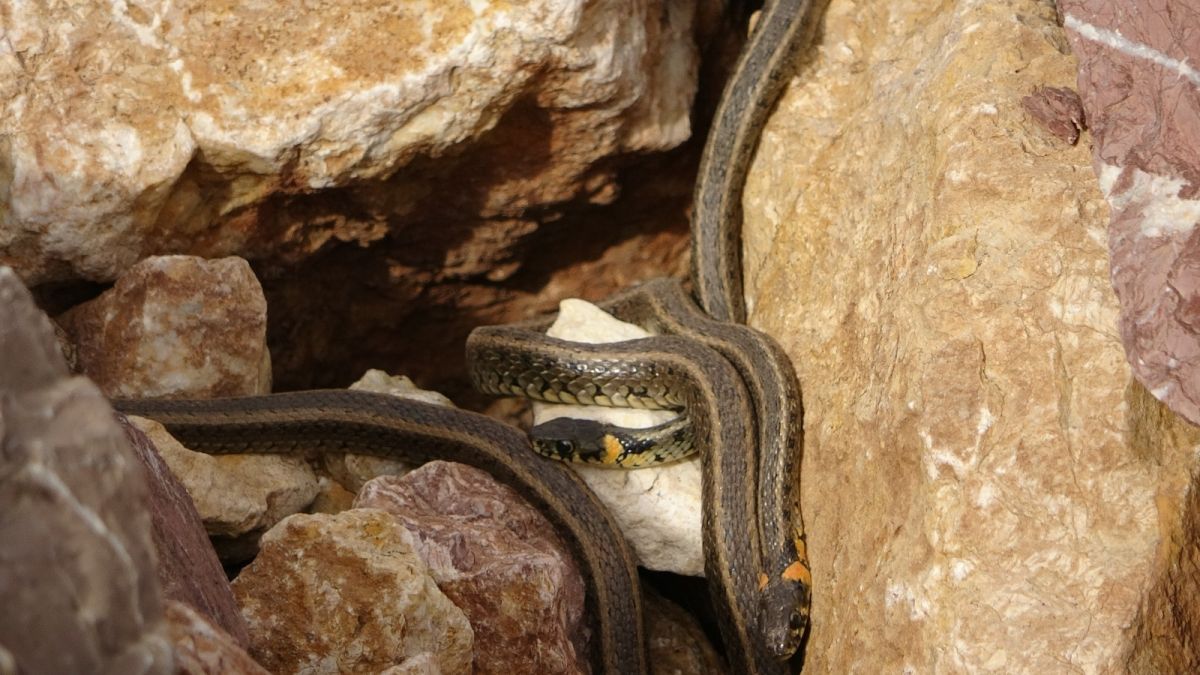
116 0 818 672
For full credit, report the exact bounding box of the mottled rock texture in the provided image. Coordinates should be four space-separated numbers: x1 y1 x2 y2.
356 461 587 674
643 588 725 675
232 509 473 674
166 601 268 675
0 267 173 673
119 415 250 646
743 0 1199 671
1059 2 1200 427
58 255 271 399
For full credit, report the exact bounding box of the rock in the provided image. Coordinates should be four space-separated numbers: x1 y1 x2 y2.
165 601 268 675
355 461 588 674
232 509 473 674
57 255 271 399
0 267 173 673
538 298 704 576
1059 1 1200 427
1 1 699 286
127 416 319 557
744 0 1200 671
644 588 725 675
119 415 251 646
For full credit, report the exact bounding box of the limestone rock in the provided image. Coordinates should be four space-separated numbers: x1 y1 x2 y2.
0 267 173 673
355 461 587 674
232 509 473 674
57 255 271 399
119 415 250 646
743 0 1198 671
166 601 268 675
1 1 700 286
539 298 704 576
1059 1 1200 426
129 415 319 541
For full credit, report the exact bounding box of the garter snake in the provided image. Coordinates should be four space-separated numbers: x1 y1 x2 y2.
473 0 819 665
114 391 646 674
467 327 783 674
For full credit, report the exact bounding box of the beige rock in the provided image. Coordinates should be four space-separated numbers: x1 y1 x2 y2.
744 0 1197 671
539 298 704 576
232 509 473 675
1 1 700 285
356 462 588 674
57 255 271 399
166 601 268 675
129 416 319 540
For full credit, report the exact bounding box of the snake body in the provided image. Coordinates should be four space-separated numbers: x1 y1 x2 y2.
115 392 646 674
468 328 785 674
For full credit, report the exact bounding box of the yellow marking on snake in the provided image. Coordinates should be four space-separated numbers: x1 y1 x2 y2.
758 572 769 591
782 560 811 585
602 434 624 464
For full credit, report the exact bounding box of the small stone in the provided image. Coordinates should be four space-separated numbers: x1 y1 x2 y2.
232 509 473 675
645 589 725 675
166 601 268 675
57 255 271 399
128 416 319 541
356 461 588 673
540 298 704 576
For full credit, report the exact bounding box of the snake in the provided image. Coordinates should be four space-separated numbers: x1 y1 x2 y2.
117 1 817 673
467 326 785 674
471 0 819 664
114 391 647 674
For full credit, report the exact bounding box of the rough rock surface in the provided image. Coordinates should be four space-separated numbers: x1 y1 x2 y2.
356 461 587 674
232 509 473 674
119 415 250 646
57 255 271 399
166 601 268 675
539 298 703 576
1058 2 1200 427
128 416 319 545
0 267 173 673
742 1 1199 671
0 1 699 286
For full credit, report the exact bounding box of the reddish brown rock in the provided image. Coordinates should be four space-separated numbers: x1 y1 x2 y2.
1061 1 1200 424
355 461 588 674
232 509 473 674
119 415 250 646
166 601 268 675
57 255 271 399
0 266 173 673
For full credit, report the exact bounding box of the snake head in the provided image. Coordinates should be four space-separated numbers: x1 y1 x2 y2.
530 417 610 463
759 576 810 659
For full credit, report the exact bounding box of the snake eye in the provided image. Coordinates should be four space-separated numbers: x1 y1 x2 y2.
554 440 574 458
789 611 805 632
